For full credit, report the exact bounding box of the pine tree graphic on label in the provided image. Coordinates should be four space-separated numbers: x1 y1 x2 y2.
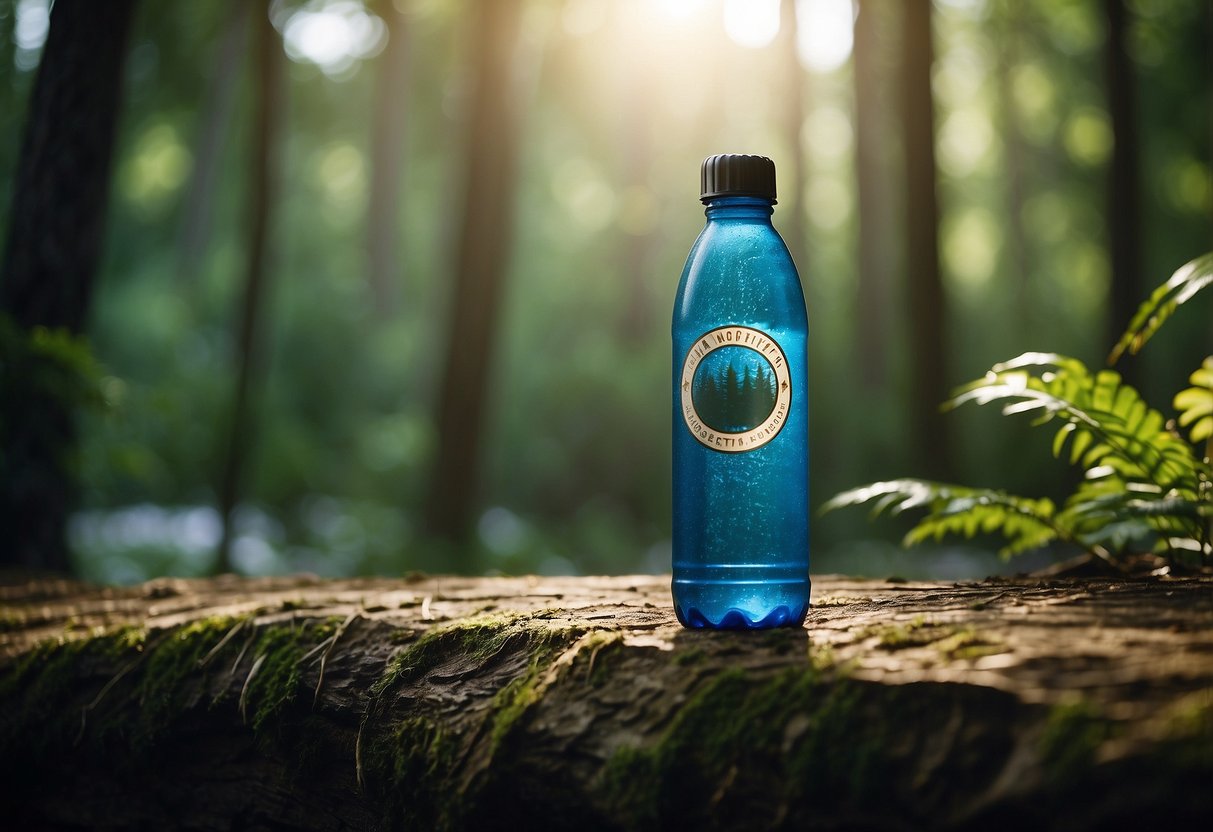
692 347 778 433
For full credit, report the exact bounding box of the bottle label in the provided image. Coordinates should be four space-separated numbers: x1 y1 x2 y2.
680 325 791 453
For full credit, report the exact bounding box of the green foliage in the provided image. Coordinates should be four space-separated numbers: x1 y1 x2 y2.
0 315 112 415
950 354 1200 488
1108 253 1213 363
1174 357 1213 445
0 318 117 530
821 480 1063 559
825 256 1213 568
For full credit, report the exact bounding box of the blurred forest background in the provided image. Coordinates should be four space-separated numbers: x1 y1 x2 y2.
0 0 1209 584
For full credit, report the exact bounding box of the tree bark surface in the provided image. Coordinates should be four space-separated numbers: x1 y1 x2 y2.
0 0 136 572
1 573 1210 831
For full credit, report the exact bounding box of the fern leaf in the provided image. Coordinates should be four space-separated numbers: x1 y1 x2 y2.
1062 480 1207 550
1173 357 1213 444
947 354 1199 489
902 492 1060 559
1001 524 1062 558
821 480 1062 560
820 479 941 518
1070 430 1093 466
1052 422 1075 459
1109 252 1213 364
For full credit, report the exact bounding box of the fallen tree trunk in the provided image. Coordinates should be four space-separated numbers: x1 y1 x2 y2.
1 573 1210 830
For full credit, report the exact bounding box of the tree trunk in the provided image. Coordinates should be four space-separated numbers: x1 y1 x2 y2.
1103 0 1143 384
215 4 282 574
425 0 525 551
778 0 808 285
176 0 248 286
899 1 952 480
993 2 1032 329
616 29 655 342
0 0 137 572
2 573 1210 830
852 0 891 391
366 0 410 317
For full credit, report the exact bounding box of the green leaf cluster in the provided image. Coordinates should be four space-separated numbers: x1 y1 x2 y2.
1108 252 1213 364
825 254 1213 568
1174 357 1213 444
0 314 113 414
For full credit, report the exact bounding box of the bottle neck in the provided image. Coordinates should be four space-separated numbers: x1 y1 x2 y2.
703 195 775 221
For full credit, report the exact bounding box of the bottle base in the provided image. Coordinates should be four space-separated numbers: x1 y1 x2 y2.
672 574 810 630
674 602 807 630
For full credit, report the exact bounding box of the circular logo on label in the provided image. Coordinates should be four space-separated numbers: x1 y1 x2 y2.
680 325 792 453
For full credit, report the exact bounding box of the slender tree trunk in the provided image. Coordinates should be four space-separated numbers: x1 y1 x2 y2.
1103 0 1142 383
176 0 248 285
215 5 282 573
778 0 808 284
366 0 410 317
994 2 1031 328
424 0 525 551
899 0 952 480
0 0 136 572
852 0 891 391
617 37 655 341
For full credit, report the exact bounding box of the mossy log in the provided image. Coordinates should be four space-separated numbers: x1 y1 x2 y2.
1 573 1211 830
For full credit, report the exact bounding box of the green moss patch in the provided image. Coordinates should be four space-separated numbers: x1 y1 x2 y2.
361 611 592 829
1039 700 1117 781
600 666 893 829
370 611 539 697
932 628 1004 661
856 616 1003 661
860 614 933 648
0 613 342 770
596 667 1050 830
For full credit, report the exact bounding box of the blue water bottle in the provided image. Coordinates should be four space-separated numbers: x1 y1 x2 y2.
672 154 810 629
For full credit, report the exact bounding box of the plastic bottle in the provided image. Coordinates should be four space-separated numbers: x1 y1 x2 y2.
672 154 810 629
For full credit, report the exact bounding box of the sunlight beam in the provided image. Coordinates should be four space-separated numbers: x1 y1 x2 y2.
796 0 854 73
723 0 781 49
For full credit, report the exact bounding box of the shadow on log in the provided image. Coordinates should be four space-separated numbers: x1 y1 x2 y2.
1 574 1210 830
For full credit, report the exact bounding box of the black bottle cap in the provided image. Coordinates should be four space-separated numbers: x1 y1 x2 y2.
700 154 777 204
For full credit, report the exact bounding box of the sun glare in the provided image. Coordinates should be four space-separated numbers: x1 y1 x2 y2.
279 0 386 79
796 0 854 73
13 0 49 71
655 0 711 22
562 0 608 37
722 0 781 49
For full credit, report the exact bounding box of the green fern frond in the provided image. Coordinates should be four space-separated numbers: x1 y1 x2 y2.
821 479 1064 560
820 479 941 517
1109 252 1213 364
947 354 1199 489
826 257 1213 569
1174 357 1213 445
1061 479 1207 550
1157 536 1213 559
